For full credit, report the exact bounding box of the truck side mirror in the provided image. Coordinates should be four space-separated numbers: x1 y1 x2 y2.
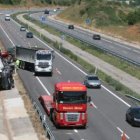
87 96 91 103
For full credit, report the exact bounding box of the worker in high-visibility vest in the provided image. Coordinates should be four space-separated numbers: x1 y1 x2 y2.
15 59 20 69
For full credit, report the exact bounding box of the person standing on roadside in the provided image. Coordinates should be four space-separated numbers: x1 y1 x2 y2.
15 59 20 70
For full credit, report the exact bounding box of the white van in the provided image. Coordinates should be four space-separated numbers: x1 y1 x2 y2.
5 14 10 21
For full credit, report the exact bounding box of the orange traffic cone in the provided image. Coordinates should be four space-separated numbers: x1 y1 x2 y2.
121 132 127 140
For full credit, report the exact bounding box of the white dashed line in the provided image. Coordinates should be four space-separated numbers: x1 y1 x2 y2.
117 127 130 139
74 129 78 133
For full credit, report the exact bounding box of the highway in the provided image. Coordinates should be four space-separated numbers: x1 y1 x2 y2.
30 11 140 66
0 13 140 140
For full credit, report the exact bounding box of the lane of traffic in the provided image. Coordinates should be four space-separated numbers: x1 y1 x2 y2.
32 12 140 65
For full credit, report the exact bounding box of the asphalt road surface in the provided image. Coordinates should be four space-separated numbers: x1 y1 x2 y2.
0 13 140 140
31 12 140 66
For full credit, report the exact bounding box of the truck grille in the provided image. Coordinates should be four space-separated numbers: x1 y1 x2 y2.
65 113 80 122
38 62 49 68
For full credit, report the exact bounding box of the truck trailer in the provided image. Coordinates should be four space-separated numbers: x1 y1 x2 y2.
39 81 91 128
15 45 54 76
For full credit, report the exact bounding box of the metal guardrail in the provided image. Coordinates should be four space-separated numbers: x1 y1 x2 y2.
125 94 140 102
33 102 56 140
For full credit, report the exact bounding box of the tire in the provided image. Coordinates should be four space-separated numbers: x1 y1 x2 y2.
34 72 38 76
49 71 53 76
81 124 87 129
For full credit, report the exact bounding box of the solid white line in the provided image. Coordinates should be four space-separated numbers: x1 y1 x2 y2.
102 38 113 43
10 17 131 108
102 85 131 107
74 129 78 133
117 127 130 139
0 23 15 46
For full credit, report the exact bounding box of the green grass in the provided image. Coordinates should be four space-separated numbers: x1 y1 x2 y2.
11 12 140 103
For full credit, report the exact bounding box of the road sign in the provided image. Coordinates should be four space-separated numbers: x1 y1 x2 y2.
85 18 91 25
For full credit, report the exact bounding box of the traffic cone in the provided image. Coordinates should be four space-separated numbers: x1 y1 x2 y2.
121 132 127 140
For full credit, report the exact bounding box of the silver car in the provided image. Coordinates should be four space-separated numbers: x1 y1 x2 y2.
84 75 101 88
20 26 26 31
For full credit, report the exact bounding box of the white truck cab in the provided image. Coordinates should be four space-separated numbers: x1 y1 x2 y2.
34 50 53 75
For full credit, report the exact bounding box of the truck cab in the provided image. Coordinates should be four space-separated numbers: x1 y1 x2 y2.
34 50 53 76
39 82 89 128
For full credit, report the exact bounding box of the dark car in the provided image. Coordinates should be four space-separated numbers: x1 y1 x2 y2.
26 32 33 38
20 26 26 31
126 107 140 127
84 75 101 88
68 25 74 29
93 34 101 40
44 10 49 14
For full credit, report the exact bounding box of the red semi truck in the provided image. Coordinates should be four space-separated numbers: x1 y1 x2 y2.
39 81 91 128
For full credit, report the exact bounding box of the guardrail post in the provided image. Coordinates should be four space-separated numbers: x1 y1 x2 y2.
43 115 46 123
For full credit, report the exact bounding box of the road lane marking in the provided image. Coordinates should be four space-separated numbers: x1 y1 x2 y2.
117 127 130 139
0 23 15 46
89 101 97 109
8 18 131 108
102 85 131 107
74 129 78 133
36 77 51 96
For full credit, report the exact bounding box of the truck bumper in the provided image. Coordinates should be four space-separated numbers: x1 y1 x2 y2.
35 66 52 73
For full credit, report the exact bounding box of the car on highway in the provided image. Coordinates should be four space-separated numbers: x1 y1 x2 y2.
126 106 140 127
44 9 49 14
93 34 101 40
20 26 26 31
68 25 74 29
26 32 33 38
5 14 10 21
84 75 101 88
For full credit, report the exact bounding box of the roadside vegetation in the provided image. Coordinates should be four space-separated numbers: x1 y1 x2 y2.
58 0 140 43
11 12 140 102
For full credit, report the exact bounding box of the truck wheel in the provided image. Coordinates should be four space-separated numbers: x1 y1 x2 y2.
5 79 11 90
55 123 60 129
34 72 38 76
49 72 52 76
80 124 87 129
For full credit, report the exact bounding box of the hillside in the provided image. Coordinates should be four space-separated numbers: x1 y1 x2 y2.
58 0 140 43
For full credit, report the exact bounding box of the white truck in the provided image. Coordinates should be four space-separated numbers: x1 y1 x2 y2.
15 45 54 76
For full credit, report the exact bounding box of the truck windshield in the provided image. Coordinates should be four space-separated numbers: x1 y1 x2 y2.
37 54 51 60
58 91 87 104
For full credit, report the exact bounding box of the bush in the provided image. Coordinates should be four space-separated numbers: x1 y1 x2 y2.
127 9 140 25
